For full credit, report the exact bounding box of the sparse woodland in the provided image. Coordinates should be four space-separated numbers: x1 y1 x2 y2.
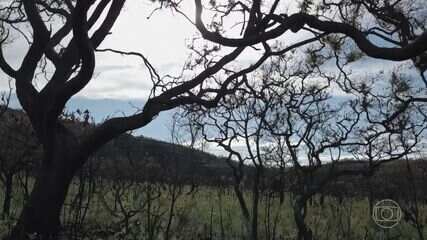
0 0 427 239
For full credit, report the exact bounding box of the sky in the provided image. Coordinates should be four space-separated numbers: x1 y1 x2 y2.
1 0 199 141
83 0 196 99
1 0 426 156
1 0 299 143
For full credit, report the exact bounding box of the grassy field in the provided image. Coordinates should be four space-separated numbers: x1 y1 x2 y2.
1 178 426 240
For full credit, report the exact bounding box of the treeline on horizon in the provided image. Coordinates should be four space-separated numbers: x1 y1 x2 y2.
1 107 426 200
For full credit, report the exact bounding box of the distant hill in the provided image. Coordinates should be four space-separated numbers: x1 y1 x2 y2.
292 159 427 200
0 107 231 185
93 133 232 185
1 107 427 199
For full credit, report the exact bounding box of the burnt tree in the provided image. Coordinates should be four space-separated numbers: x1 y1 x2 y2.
0 0 426 239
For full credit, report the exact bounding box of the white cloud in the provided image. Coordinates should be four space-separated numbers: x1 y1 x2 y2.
0 0 197 99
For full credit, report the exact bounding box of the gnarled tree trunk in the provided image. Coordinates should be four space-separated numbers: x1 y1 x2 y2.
8 126 84 240
294 196 313 240
2 174 13 219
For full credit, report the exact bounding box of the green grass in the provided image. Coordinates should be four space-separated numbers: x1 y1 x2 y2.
1 178 426 239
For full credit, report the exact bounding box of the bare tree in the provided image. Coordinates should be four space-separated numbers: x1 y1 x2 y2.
185 48 427 239
0 79 11 117
0 0 426 239
0 109 38 219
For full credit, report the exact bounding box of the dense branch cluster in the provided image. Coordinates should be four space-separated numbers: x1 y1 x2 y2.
0 0 426 239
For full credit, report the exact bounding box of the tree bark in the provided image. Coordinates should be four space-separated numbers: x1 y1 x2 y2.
2 174 13 219
7 126 83 240
294 197 313 240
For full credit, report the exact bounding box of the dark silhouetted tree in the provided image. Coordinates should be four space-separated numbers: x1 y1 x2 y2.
0 0 426 239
